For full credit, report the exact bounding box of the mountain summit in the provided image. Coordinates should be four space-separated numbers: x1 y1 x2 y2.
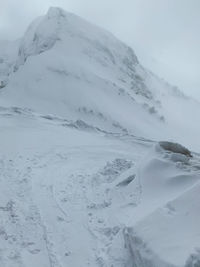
1 7 200 146
0 7 188 141
0 7 200 267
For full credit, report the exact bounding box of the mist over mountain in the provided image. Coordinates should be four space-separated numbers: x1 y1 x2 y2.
0 7 199 267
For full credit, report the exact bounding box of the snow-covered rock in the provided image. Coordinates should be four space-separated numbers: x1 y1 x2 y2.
185 249 200 267
159 141 192 157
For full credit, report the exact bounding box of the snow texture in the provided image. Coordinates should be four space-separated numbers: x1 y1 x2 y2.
0 6 200 267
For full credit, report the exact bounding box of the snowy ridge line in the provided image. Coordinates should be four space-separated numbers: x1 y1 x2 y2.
0 105 156 145
2 6 194 145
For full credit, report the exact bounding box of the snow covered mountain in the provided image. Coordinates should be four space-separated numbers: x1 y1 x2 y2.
2 6 200 148
0 7 200 267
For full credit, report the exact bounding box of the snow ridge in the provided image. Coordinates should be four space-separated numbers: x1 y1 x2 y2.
16 7 65 67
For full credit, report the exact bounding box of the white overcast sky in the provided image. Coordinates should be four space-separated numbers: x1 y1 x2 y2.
0 0 200 99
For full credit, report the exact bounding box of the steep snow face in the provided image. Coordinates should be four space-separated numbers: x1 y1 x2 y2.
1 7 200 148
16 7 139 68
16 8 64 67
0 7 171 140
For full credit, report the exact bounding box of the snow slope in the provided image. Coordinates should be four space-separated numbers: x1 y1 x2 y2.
0 108 151 267
2 7 200 149
0 7 200 267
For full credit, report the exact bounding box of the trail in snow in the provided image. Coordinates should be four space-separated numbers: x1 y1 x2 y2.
29 146 145 266
0 104 149 266
0 107 200 266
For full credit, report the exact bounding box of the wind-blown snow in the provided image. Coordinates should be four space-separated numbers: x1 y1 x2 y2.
0 6 199 267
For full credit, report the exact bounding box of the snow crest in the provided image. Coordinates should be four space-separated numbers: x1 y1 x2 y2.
16 7 67 67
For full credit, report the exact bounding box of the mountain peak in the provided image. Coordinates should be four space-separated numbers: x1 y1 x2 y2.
16 7 66 67
47 6 67 18
15 7 139 71
5 6 188 141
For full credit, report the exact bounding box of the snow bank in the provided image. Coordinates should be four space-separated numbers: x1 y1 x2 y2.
123 228 176 267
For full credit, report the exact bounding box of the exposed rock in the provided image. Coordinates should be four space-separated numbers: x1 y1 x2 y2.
185 249 200 267
116 175 135 187
159 141 192 157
